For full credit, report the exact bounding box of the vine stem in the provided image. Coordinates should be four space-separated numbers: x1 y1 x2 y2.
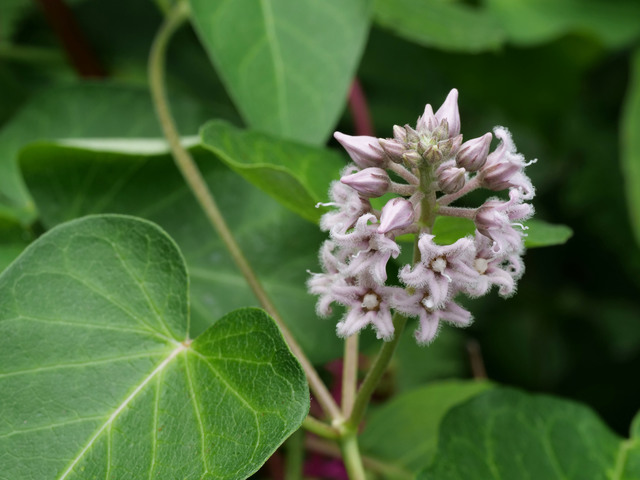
148 1 342 422
345 313 408 431
341 334 359 417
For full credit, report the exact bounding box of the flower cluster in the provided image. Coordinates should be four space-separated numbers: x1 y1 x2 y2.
308 89 535 344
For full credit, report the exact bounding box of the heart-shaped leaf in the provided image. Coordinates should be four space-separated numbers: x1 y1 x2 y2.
0 215 309 479
188 0 372 145
200 120 345 223
20 142 344 364
419 388 640 479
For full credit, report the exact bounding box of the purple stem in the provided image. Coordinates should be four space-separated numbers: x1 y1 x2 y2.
348 79 375 137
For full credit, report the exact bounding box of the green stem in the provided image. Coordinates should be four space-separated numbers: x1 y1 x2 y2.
340 433 367 480
305 436 413 480
342 334 359 418
301 416 340 440
346 313 407 430
148 0 342 422
284 428 304 480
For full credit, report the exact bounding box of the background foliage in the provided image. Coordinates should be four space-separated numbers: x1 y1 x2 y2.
1 0 640 478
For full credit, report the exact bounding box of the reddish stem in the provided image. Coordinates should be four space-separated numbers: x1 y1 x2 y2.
348 78 374 137
34 0 107 78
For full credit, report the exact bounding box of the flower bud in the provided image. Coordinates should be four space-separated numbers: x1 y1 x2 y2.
378 198 415 234
474 203 507 238
403 150 423 166
416 104 437 134
404 125 420 143
393 125 407 143
378 138 405 162
422 144 443 164
457 132 492 171
437 164 466 194
435 89 461 138
340 167 390 197
334 132 386 168
480 160 521 191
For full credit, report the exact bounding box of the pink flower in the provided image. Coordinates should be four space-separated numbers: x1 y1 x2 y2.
395 289 472 344
331 214 401 284
319 170 372 234
464 233 517 298
399 234 478 306
332 276 404 340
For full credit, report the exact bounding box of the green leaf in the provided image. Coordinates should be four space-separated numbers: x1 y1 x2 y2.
0 217 31 272
485 0 640 48
374 0 505 53
622 47 640 247
360 381 492 475
399 216 573 248
0 0 32 43
524 219 573 247
200 120 345 223
20 142 343 364
0 215 309 479
188 0 372 145
0 83 207 224
420 388 640 479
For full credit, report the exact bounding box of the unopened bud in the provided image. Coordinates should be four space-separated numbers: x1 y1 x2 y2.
457 132 492 171
404 125 420 143
393 125 407 143
334 132 386 168
416 104 437 134
437 164 466 194
340 167 390 197
435 89 461 138
422 144 443 164
480 161 521 191
378 138 405 162
403 150 423 166
378 198 415 234
438 134 463 159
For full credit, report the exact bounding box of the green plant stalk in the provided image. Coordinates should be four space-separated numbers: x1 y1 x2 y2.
345 313 408 432
302 416 340 440
284 428 305 480
340 432 367 480
148 0 342 422
342 334 359 417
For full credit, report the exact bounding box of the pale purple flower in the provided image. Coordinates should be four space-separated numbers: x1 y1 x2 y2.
457 132 492 171
479 127 535 199
464 233 517 298
331 214 400 284
378 198 415 234
341 167 390 198
395 289 472 344
332 276 404 340
307 241 351 317
334 132 386 168
399 234 478 306
320 172 371 233
474 189 533 253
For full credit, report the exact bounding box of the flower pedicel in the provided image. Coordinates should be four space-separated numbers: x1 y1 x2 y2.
309 89 535 344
